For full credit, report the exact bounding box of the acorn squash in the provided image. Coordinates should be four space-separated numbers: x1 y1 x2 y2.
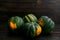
38 16 55 34
23 22 42 38
23 14 37 23
8 16 24 33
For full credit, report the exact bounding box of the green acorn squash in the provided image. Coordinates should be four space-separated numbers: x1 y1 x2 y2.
23 14 37 23
38 16 55 34
23 22 42 38
8 16 24 32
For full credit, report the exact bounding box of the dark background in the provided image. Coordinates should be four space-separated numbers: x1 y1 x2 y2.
0 0 60 40
0 0 60 24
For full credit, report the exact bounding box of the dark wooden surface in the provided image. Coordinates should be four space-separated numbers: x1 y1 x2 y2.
0 0 60 24
0 23 60 40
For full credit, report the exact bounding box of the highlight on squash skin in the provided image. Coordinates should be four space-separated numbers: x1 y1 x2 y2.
38 19 44 27
10 22 17 29
36 26 42 36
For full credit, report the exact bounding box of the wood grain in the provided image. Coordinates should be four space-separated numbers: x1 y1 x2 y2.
0 24 60 40
0 0 60 24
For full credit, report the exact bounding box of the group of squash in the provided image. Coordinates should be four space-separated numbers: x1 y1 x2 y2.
8 14 55 38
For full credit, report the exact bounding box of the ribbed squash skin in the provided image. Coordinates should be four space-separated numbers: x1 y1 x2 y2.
8 16 24 33
23 14 37 23
38 16 55 34
23 22 42 38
